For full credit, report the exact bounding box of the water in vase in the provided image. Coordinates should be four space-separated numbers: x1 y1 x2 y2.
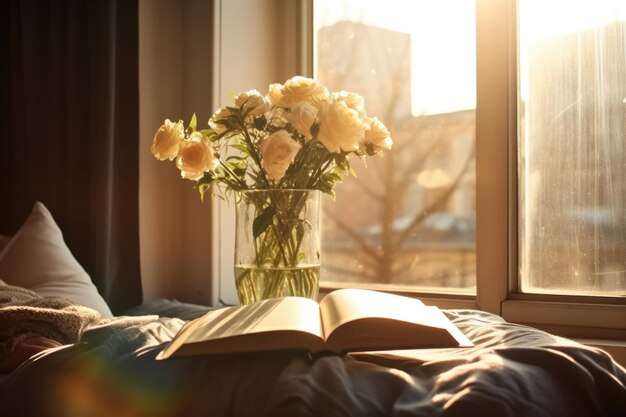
235 264 320 304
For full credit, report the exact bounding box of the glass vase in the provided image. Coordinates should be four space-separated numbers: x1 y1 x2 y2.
234 189 321 305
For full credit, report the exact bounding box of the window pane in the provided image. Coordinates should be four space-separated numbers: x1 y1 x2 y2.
519 0 626 296
314 0 476 293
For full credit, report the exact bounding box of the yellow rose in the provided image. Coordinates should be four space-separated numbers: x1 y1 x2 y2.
151 119 183 161
317 101 364 153
287 101 318 137
175 132 214 181
260 130 301 181
235 89 269 117
277 76 329 107
362 117 392 156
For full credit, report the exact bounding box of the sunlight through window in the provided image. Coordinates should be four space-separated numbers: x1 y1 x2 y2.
519 0 626 296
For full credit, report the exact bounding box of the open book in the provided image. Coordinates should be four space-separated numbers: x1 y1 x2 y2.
156 288 472 359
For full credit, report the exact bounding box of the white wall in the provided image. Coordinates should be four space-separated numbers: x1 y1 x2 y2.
139 0 213 305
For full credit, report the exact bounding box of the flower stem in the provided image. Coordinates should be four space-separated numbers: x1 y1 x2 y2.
237 116 271 188
218 159 247 189
307 155 335 189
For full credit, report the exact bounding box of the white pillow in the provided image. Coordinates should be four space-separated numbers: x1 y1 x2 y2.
0 202 113 317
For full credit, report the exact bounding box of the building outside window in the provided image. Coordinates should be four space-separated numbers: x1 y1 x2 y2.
314 0 477 294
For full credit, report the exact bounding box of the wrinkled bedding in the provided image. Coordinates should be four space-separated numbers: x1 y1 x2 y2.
1 300 625 417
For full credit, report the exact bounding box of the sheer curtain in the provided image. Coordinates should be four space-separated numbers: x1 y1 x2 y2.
0 0 142 313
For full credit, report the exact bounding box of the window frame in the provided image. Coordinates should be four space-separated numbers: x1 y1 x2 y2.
212 0 626 339
476 0 626 339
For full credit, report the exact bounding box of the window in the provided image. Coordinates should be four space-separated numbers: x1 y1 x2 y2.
518 0 626 297
213 0 626 336
314 0 477 295
307 0 626 329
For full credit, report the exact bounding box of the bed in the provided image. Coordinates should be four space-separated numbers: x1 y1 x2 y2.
1 298 625 417
1 204 625 417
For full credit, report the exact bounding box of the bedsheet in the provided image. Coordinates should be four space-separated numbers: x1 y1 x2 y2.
1 303 625 417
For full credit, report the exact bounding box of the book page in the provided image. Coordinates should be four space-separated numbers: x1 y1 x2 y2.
319 288 427 337
318 289 471 352
186 297 322 343
422 306 473 347
157 296 323 359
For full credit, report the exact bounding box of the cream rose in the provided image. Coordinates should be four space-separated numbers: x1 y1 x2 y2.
317 101 365 153
362 117 392 156
175 132 214 181
151 119 184 161
208 107 231 134
287 101 318 137
266 83 285 107
260 130 301 181
334 91 365 113
235 89 269 117
273 76 329 108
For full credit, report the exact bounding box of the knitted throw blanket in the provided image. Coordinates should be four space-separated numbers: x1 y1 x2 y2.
0 284 101 356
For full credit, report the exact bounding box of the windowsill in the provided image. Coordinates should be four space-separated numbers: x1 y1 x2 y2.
576 339 626 368
502 299 626 334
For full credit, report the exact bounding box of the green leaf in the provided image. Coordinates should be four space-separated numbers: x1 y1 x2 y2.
197 171 215 184
218 119 234 130
231 142 250 154
334 154 348 169
316 180 332 194
225 155 245 164
198 128 215 138
226 156 248 178
232 167 247 178
198 182 210 202
253 115 267 130
316 188 336 201
252 206 276 239
322 172 343 183
189 113 197 132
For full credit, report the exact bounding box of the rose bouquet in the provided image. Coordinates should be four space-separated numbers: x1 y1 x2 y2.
152 76 392 303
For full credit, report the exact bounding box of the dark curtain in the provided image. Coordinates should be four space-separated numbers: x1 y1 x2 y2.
0 0 142 313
